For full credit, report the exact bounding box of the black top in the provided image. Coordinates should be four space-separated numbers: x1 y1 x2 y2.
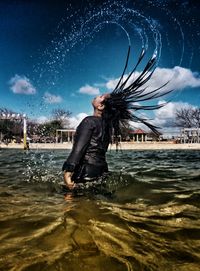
62 116 110 174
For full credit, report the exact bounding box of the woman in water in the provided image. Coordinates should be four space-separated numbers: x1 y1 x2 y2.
62 47 170 189
62 93 111 189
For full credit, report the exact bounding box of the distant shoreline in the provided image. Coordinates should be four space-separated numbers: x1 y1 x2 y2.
1 142 200 150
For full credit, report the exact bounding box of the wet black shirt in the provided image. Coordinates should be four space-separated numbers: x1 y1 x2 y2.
62 116 110 176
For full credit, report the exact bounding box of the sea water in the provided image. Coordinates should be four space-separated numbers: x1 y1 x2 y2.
0 148 200 271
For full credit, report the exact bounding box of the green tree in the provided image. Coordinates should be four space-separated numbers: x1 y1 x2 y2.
0 108 22 141
38 120 63 137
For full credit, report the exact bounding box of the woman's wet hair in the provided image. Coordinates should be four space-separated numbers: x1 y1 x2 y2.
102 46 171 143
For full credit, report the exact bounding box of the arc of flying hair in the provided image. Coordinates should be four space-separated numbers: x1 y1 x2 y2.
118 48 146 91
113 46 146 93
122 56 157 95
105 46 172 137
113 45 131 91
111 46 171 105
132 116 161 135
127 82 172 103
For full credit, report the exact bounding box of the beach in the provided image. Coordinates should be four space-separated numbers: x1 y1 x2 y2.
1 142 200 150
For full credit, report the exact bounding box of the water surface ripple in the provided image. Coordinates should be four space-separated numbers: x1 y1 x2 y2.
0 149 200 270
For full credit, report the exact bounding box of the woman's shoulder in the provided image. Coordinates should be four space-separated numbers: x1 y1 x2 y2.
82 115 100 122
78 116 98 128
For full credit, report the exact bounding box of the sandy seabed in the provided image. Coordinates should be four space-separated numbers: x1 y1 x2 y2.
1 142 200 150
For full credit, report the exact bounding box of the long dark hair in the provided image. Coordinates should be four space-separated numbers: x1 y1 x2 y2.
102 46 171 142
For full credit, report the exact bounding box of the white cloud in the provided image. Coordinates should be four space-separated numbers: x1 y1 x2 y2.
150 101 196 137
68 112 88 128
152 100 194 128
43 91 63 104
129 121 148 132
102 66 200 137
105 66 200 92
9 74 36 95
35 112 88 128
105 78 120 90
158 127 181 139
128 101 196 137
79 84 100 95
35 116 49 124
105 74 130 90
148 66 200 91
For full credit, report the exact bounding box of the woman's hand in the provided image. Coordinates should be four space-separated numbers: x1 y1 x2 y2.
64 171 75 190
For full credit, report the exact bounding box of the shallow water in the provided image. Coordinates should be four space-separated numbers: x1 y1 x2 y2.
0 148 200 271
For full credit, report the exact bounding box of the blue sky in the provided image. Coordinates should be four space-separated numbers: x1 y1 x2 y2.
0 0 200 134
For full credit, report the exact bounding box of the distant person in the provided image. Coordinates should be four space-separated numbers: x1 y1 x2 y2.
62 46 170 189
26 142 30 150
24 142 30 150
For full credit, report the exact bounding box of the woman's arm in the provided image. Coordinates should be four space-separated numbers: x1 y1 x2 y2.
62 117 94 188
63 171 75 190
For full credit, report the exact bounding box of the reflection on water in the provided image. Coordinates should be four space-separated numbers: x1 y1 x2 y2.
0 149 200 270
